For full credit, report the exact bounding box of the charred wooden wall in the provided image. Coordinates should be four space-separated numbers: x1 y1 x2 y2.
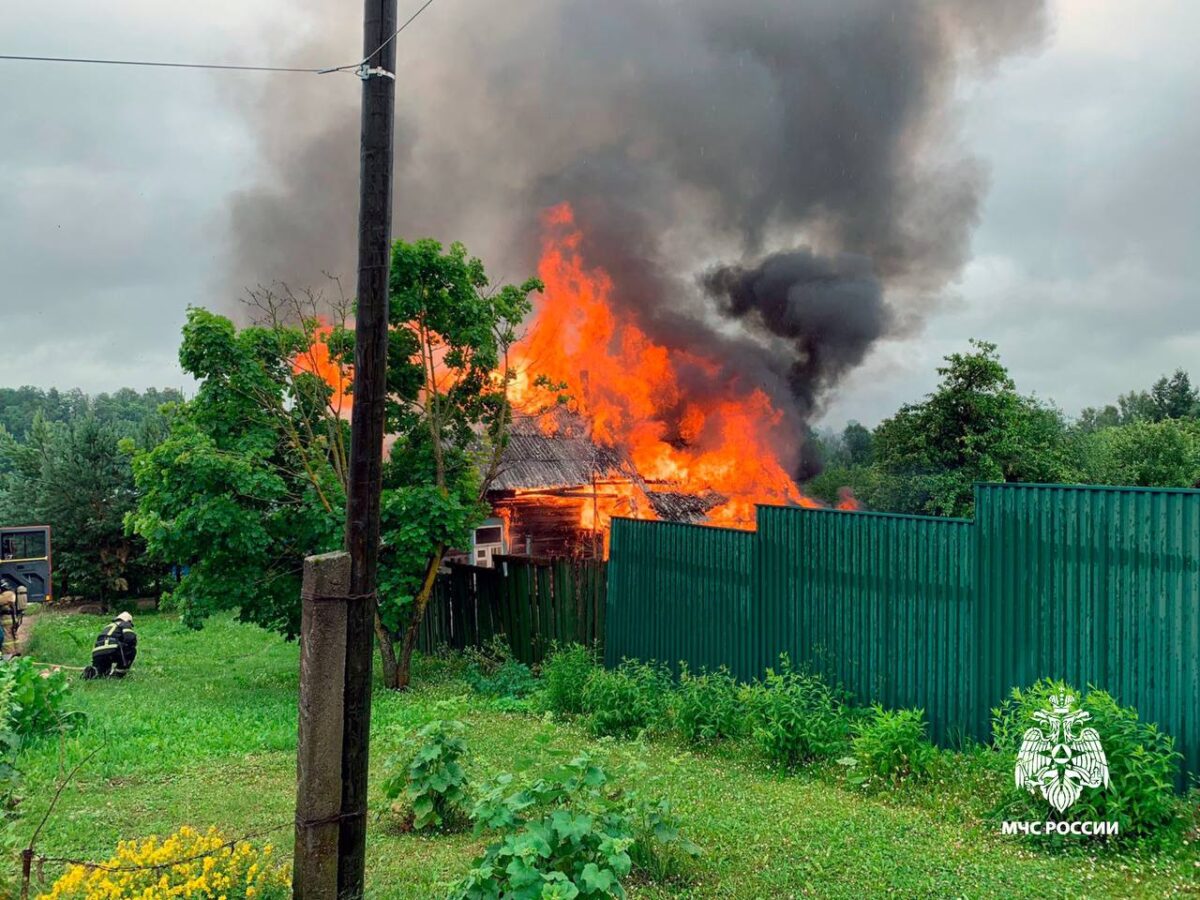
490 490 604 559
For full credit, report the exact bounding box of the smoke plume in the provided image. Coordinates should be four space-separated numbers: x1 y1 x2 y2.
703 251 889 419
225 0 1046 469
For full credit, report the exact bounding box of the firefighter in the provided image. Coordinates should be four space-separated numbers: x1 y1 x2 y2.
83 611 138 679
0 583 14 654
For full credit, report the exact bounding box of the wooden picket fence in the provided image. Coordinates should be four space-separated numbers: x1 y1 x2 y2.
418 555 606 664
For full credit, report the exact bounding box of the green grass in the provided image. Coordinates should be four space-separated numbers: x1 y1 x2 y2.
8 611 1199 898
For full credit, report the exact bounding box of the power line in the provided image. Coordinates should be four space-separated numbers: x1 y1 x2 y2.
0 0 439 77
0 54 327 73
320 0 438 74
366 0 437 64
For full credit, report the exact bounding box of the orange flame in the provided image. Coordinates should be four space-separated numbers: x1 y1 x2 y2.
836 487 863 511
294 322 352 419
510 203 821 533
294 206 853 551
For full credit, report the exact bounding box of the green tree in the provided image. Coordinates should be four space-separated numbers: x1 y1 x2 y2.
0 385 178 439
38 418 153 604
1077 420 1200 487
1149 369 1198 420
841 421 873 466
128 307 346 637
380 238 541 689
0 412 58 526
871 340 1069 516
128 243 541 689
2 409 167 603
1076 404 1121 433
1116 389 1157 424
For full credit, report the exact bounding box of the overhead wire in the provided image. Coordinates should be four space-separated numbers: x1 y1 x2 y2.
0 54 330 73
319 0 438 74
0 0 438 77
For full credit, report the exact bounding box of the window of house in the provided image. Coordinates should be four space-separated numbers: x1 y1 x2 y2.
475 526 503 545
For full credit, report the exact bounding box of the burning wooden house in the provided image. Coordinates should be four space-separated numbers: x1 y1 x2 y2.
450 411 721 564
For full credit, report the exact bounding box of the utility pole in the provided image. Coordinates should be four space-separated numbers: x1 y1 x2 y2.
340 0 397 894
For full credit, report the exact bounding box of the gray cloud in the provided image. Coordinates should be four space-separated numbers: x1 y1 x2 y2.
0 1 277 394
818 0 1200 429
7 0 1197 453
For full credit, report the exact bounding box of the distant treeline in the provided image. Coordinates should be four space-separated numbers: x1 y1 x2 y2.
0 386 183 441
806 340 1200 518
0 386 182 605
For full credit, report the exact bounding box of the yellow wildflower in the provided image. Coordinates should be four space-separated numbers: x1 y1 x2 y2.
37 826 291 900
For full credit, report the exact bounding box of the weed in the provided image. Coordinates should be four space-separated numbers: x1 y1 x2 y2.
467 658 537 700
455 754 699 898
540 643 598 716
382 719 472 832
991 679 1183 841
750 656 851 767
673 664 748 744
581 661 671 738
463 634 517 677
843 706 938 787
0 656 83 739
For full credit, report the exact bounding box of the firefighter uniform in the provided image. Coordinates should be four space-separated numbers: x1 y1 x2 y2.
0 588 14 653
86 612 138 678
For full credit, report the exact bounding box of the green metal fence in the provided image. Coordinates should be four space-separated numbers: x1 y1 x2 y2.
605 520 753 675
757 506 975 744
605 483 1200 775
974 483 1200 776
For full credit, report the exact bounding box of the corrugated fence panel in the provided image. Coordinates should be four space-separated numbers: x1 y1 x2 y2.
605 517 754 677
604 482 1200 776
757 506 975 744
976 483 1200 778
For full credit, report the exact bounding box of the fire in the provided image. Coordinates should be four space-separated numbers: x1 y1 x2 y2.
509 203 822 532
294 322 352 418
836 487 862 511
294 204 855 552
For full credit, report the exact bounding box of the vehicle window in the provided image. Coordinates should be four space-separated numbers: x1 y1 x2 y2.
1 531 47 560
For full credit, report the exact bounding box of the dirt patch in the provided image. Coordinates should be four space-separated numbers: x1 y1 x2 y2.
8 600 42 655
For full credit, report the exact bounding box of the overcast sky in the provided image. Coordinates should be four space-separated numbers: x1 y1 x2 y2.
1 0 1197 428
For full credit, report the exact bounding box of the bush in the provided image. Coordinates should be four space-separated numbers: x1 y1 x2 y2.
541 643 598 716
0 657 82 738
467 658 537 700
464 634 517 676
0 674 18 800
37 826 290 899
455 754 699 899
0 674 20 886
750 657 851 767
991 680 1181 839
844 706 938 787
411 644 471 685
382 719 471 831
461 635 537 700
581 661 671 738
674 665 748 744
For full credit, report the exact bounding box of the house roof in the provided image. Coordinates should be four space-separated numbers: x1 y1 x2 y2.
490 411 634 492
490 410 723 524
646 490 723 523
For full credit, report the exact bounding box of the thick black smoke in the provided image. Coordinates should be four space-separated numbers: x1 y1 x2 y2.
703 251 890 419
225 0 1046 475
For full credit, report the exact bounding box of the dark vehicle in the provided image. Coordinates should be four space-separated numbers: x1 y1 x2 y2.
0 525 52 639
